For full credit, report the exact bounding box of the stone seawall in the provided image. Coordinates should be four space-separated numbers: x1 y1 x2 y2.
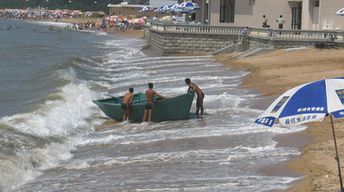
148 29 238 55
249 37 339 49
144 25 344 55
144 26 150 41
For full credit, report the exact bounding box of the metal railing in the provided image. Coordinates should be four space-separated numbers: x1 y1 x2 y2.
147 22 344 42
250 27 338 41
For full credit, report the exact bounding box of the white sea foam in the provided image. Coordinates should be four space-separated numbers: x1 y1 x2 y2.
32 21 72 28
132 176 300 192
106 56 212 65
204 93 245 106
75 122 306 148
0 69 103 191
60 143 299 171
0 82 97 137
0 140 75 191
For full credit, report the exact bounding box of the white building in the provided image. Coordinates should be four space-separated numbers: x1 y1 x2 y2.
195 0 344 30
149 0 177 8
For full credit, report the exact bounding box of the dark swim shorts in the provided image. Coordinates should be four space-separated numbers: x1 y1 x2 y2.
145 103 153 109
121 103 128 110
196 93 205 107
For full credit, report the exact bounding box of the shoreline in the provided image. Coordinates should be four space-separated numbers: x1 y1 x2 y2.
6 17 145 39
215 48 344 191
56 17 145 39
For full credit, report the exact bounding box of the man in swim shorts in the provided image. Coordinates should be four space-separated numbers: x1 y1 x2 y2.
185 78 205 117
122 87 134 121
142 83 165 123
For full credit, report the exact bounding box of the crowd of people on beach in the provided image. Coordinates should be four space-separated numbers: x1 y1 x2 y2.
0 8 148 32
102 15 147 31
0 8 104 20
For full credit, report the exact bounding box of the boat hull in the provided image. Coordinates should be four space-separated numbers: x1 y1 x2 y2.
93 92 195 122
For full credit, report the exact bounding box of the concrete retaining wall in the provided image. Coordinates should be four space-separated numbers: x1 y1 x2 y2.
144 26 150 41
249 37 338 49
144 26 343 55
148 30 239 55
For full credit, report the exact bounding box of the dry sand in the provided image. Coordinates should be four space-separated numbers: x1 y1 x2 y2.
215 48 344 191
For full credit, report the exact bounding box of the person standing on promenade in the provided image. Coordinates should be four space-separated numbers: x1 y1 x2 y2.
276 15 285 29
241 26 250 36
185 78 204 117
262 15 270 28
142 83 165 124
122 87 134 121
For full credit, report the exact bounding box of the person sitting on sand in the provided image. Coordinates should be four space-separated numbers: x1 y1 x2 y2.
142 83 165 123
122 87 134 121
185 78 205 117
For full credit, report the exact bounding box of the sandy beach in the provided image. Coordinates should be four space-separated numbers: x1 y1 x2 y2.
216 48 344 191
56 17 144 38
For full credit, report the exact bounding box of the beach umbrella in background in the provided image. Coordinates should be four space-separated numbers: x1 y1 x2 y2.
169 3 182 13
255 77 344 192
178 1 200 22
139 6 150 12
336 8 344 16
155 5 170 13
179 1 200 11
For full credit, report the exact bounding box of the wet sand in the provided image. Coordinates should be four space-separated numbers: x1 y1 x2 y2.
215 48 344 191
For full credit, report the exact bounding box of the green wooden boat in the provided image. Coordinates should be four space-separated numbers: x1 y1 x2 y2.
93 92 195 122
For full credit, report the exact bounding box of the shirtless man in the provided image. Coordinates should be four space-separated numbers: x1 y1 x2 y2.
122 87 134 121
142 83 165 123
185 78 204 117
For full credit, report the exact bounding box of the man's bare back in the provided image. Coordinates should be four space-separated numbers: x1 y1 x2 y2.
143 83 165 123
185 78 204 116
145 89 156 103
189 82 203 95
122 92 133 104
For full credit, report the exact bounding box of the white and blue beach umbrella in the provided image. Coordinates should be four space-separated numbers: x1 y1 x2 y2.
155 5 170 13
255 77 344 127
336 8 344 16
179 1 200 11
255 77 344 191
139 7 150 12
169 3 182 13
169 3 179 10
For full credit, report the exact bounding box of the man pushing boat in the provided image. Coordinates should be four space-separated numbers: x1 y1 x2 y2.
122 87 134 121
185 78 204 117
142 83 165 124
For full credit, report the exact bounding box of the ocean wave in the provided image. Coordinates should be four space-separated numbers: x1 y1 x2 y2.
0 80 99 137
0 74 103 191
57 143 300 171
75 122 305 148
0 140 75 192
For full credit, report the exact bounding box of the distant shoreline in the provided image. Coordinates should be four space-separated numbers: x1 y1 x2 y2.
0 17 144 39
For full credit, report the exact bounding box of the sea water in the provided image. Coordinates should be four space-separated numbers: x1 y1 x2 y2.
0 19 304 192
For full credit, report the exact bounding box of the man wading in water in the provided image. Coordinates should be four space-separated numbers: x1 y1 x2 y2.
142 83 165 124
122 87 134 121
185 78 204 117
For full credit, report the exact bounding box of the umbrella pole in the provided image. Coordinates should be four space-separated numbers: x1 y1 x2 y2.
330 115 344 192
